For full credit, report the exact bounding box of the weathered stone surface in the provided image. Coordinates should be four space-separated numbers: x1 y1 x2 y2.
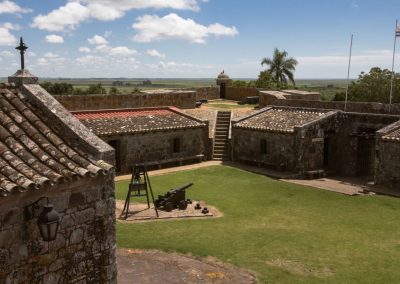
69 228 84 245
259 94 400 115
69 192 86 208
55 90 197 110
0 77 117 284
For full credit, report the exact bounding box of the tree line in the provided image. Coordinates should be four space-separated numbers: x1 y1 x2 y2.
40 82 128 96
231 48 400 104
333 67 400 104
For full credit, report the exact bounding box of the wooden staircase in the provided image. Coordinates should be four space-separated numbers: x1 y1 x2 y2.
212 111 231 161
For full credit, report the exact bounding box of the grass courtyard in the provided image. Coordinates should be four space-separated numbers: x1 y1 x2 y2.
116 166 400 283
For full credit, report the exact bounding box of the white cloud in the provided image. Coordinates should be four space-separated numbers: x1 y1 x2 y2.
104 30 112 38
132 13 238 43
79 46 91 53
1 22 19 30
0 50 13 57
0 22 18 46
297 50 394 67
109 46 137 56
88 34 108 45
31 0 201 31
31 2 90 31
0 0 32 15
76 55 104 65
84 0 200 20
37 53 67 66
45 34 64 43
146 49 166 58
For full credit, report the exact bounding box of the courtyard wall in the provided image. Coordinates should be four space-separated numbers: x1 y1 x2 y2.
259 96 400 115
102 127 208 173
195 87 219 101
55 91 196 111
0 174 116 283
232 129 296 171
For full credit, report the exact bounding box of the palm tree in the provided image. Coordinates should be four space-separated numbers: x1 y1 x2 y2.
261 48 298 87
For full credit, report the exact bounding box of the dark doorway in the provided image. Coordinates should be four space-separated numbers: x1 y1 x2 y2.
356 137 375 176
220 83 226 99
108 140 121 173
323 137 330 168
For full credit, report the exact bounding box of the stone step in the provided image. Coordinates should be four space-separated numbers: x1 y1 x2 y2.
213 151 229 155
214 143 228 147
212 156 230 161
212 152 230 157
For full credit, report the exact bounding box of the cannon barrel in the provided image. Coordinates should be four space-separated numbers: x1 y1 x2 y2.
168 183 193 194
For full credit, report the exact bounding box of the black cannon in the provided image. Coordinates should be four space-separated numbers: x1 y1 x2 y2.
154 183 193 212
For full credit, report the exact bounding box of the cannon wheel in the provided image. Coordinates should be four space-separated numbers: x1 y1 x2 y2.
165 202 174 212
178 200 188 210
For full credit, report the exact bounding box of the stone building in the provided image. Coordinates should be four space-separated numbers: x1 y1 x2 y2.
0 70 116 283
232 105 400 186
376 121 400 188
232 107 338 176
73 107 209 174
259 90 321 106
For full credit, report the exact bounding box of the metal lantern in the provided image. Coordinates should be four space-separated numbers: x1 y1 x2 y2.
37 204 60 242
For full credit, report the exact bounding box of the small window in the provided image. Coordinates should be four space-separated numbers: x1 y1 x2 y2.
173 138 181 153
260 139 267 154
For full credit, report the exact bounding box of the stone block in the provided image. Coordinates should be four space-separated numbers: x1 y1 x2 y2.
69 228 83 245
74 208 95 224
69 192 86 208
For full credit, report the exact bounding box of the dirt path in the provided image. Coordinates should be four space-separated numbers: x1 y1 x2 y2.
117 249 256 284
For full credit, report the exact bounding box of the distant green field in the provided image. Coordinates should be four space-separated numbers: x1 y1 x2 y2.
1 77 352 100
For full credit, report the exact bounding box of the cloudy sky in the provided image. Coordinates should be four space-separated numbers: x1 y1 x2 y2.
0 0 400 78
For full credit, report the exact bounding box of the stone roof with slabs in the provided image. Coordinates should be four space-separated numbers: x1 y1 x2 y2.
73 107 207 136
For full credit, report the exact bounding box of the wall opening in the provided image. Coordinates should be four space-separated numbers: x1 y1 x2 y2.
108 140 121 173
356 137 375 177
173 137 181 153
260 139 267 154
323 137 330 168
220 83 226 99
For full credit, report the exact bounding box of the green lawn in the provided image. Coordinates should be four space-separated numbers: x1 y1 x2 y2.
116 166 400 283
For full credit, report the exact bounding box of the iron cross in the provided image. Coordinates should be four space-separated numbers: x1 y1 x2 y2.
15 37 28 70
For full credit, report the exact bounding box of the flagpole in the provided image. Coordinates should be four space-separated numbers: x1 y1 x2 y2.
389 19 398 114
344 34 353 112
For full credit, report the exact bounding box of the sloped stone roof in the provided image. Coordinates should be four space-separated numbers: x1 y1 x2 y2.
382 128 400 142
73 107 206 136
0 85 109 197
234 107 328 133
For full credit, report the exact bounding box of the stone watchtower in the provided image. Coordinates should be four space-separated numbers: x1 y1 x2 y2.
216 70 232 99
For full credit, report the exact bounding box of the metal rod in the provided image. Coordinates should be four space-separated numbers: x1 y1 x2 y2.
344 34 354 112
389 19 398 114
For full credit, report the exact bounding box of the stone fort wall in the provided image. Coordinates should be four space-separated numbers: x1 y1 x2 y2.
195 87 219 101
226 87 257 101
55 91 197 111
260 96 400 115
0 174 116 283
